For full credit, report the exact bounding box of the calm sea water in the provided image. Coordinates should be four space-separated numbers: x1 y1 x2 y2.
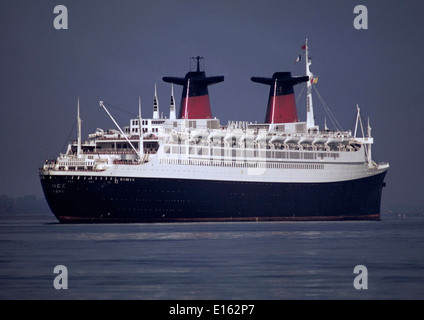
0 212 423 300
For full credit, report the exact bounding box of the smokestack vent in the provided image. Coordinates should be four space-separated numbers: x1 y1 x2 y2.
251 72 309 124
163 57 224 119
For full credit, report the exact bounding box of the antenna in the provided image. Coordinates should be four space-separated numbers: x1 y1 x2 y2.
184 79 190 119
153 83 159 119
77 97 82 158
367 116 372 166
169 83 176 120
305 38 315 130
269 79 277 131
354 105 360 138
192 56 203 72
138 96 143 156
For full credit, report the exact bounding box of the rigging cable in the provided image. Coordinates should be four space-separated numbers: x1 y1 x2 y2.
312 85 343 131
295 86 305 104
61 118 77 154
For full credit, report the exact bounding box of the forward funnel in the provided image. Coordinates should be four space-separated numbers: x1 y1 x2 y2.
251 72 309 124
163 56 224 119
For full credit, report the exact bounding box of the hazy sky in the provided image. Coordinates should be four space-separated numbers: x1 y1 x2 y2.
1 0 423 207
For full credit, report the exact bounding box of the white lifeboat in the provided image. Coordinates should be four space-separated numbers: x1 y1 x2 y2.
312 136 328 145
284 135 300 144
326 136 343 145
270 134 287 143
224 130 243 142
190 130 208 140
298 136 314 145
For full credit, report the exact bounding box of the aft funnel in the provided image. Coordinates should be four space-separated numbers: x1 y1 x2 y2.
163 56 224 119
251 72 309 124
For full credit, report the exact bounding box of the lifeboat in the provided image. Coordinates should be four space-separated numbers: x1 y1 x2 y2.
312 136 328 145
298 136 314 145
326 136 343 145
224 130 243 142
190 130 208 140
270 134 287 143
284 135 300 144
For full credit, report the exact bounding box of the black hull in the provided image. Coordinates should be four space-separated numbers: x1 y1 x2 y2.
39 172 387 223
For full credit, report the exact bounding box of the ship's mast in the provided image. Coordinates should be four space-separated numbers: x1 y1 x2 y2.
138 96 143 156
153 83 159 119
77 97 82 158
367 117 373 166
354 105 374 168
193 56 203 72
169 83 176 120
354 105 360 138
184 79 190 119
269 79 277 131
305 39 315 130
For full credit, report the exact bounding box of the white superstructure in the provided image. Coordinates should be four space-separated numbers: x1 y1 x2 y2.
43 92 388 185
45 41 388 184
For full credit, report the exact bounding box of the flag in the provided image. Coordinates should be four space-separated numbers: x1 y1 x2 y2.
301 44 307 50
311 77 318 84
295 54 301 63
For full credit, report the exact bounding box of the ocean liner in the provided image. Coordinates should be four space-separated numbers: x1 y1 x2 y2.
39 41 389 223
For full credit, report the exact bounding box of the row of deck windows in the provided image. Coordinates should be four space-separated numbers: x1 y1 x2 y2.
164 145 340 160
159 158 324 170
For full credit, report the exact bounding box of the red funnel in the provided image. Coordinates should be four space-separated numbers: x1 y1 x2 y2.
251 72 309 124
163 57 224 119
